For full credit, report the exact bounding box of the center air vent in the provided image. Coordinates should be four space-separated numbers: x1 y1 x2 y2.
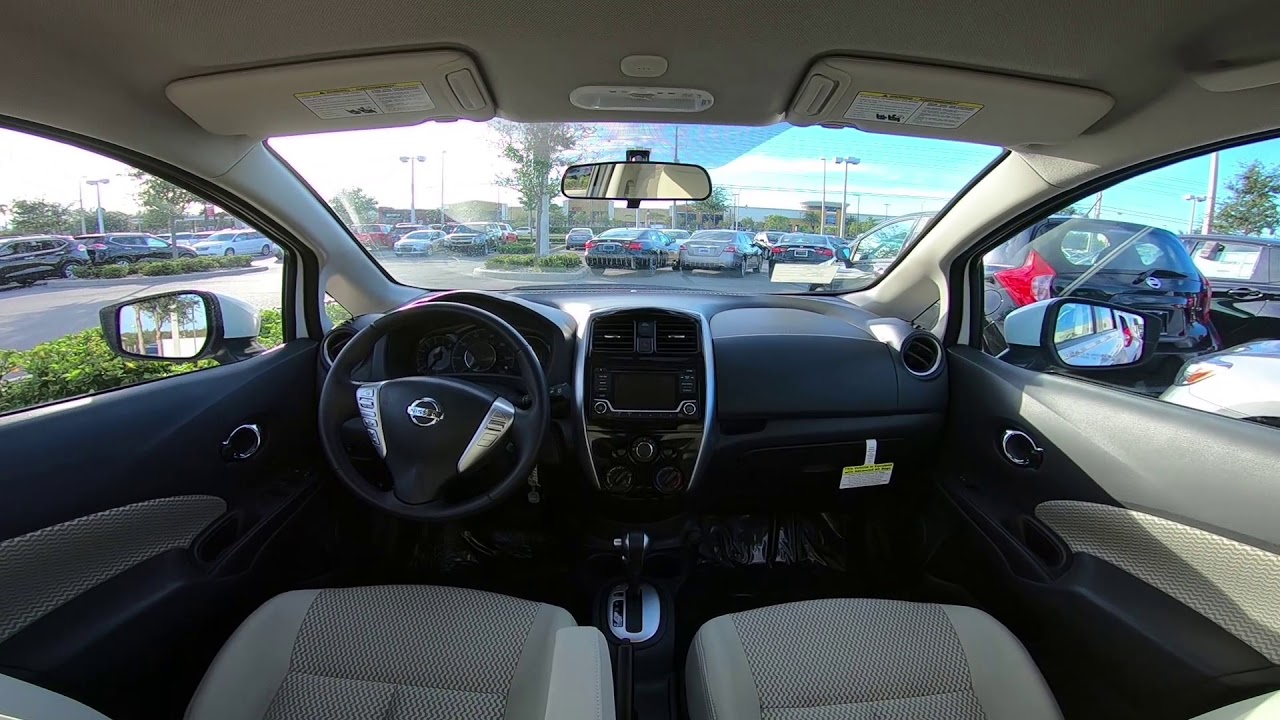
592 319 635 353
655 317 698 354
901 334 943 378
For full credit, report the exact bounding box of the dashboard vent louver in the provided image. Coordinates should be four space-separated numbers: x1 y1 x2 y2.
656 318 699 354
901 334 943 378
592 319 636 353
321 325 356 366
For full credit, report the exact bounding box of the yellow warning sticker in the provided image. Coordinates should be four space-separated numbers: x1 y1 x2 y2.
839 462 894 489
843 92 982 129
294 82 435 120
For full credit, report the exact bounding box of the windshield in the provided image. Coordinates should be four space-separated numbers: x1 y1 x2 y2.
204 232 237 242
269 122 998 292
780 233 830 245
450 224 486 234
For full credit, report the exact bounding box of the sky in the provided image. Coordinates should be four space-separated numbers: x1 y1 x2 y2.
2 121 1279 233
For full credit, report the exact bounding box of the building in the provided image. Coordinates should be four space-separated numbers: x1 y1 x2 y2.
800 200 846 227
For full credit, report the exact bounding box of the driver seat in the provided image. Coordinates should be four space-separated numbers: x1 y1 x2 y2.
183 585 612 720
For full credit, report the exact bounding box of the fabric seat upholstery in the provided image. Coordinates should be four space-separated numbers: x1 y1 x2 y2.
686 598 1061 720
185 585 612 720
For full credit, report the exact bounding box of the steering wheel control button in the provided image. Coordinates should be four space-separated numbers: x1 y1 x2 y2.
679 401 698 417
604 466 634 492
356 386 376 398
362 417 378 428
654 466 684 494
358 398 375 409
631 438 657 463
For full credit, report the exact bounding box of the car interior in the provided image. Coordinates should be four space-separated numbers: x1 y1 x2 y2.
3 0 1280 719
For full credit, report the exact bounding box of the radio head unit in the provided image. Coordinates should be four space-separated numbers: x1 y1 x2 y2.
591 368 699 420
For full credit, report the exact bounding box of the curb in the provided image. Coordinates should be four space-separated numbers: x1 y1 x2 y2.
472 266 589 282
45 264 271 288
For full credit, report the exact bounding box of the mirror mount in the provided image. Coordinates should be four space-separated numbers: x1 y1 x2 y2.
99 290 264 365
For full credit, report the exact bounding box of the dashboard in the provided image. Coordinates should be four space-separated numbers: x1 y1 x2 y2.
410 324 552 375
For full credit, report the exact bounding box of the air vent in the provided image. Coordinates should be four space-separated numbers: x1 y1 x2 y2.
592 319 636 353
901 334 943 378
656 317 698 354
321 326 356 366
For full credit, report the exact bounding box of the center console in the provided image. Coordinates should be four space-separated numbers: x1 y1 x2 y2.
578 309 711 496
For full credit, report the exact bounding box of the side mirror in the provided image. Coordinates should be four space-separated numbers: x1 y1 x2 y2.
1001 298 1158 371
837 245 853 266
99 290 263 364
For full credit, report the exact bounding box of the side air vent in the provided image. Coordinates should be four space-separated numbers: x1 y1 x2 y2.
321 325 356 366
655 317 698 354
592 319 636 353
901 334 943 378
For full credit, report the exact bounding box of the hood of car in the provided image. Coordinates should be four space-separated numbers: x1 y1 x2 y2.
191 240 229 248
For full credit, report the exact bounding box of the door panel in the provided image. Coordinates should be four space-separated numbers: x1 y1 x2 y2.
934 346 1280 718
0 340 325 718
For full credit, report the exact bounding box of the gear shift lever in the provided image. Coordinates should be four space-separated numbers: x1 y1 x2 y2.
613 531 650 634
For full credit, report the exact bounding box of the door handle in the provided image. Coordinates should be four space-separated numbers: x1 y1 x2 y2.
1000 430 1043 468
1226 287 1262 299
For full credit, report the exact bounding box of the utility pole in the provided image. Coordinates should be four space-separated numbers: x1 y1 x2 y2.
77 179 87 234
819 158 828 236
86 178 110 233
1202 151 1219 233
732 192 741 229
834 157 860 238
884 202 890 220
1184 194 1206 233
399 155 425 223
854 194 862 231
1093 191 1103 219
440 151 447 223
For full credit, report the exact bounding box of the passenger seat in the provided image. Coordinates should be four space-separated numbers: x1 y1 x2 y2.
686 598 1060 719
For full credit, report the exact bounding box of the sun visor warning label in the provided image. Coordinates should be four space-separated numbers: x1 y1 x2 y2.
295 82 435 119
843 92 982 129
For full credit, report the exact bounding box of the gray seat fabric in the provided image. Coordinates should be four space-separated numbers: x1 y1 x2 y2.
686 598 1061 720
185 585 612 720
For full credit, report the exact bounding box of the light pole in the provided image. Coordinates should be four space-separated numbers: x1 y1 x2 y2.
732 192 741 229
77 178 87 235
834 156 861 237
1202 152 1219 233
399 155 425 223
819 158 828 236
440 151 447 223
884 202 890 220
86 179 110 233
853 194 862 232
1184 194 1207 233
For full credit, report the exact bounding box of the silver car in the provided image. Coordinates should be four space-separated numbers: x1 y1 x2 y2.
393 229 446 257
1160 341 1280 427
677 230 765 276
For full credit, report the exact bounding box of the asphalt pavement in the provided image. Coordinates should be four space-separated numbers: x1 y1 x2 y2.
1 252 811 351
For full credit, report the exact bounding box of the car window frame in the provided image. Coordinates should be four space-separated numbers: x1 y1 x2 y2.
1191 239 1268 283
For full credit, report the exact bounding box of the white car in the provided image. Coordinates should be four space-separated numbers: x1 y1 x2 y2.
1161 341 1280 426
190 229 273 256
393 229 446 256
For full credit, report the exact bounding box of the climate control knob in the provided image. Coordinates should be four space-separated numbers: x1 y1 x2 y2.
593 401 609 416
631 438 657 463
654 466 684 494
679 401 698 417
604 466 633 493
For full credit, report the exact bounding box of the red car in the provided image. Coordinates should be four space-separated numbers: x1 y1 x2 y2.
351 224 394 248
498 222 518 243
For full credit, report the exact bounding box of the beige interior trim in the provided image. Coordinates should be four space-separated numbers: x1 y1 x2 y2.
1190 691 1280 720
167 51 495 137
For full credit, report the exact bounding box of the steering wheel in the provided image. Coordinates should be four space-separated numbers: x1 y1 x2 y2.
318 301 549 521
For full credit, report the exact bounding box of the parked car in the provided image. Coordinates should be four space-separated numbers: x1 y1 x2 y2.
78 233 197 264
189 229 273 256
767 232 840 276
0 234 91 285
584 228 670 272
496 223 518 243
351 224 394 248
1161 340 1280 427
678 229 765 276
391 223 426 240
1179 234 1280 347
752 230 786 256
393 229 447 257
985 218 1218 386
844 212 936 274
440 222 501 255
514 226 533 238
565 227 595 250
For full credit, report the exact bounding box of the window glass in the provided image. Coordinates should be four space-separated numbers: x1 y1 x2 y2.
0 129 289 415
979 135 1280 431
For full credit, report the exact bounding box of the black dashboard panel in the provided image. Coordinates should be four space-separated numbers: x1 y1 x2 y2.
710 308 899 418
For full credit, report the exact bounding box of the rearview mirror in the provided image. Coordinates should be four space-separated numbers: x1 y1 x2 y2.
99 290 264 364
1001 298 1158 371
561 161 712 201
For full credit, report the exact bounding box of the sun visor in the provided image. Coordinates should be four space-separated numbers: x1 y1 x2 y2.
788 57 1113 147
166 51 495 137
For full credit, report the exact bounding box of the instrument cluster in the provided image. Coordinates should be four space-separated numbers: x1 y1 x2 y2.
415 325 551 376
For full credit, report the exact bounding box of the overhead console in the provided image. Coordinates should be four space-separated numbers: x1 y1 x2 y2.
578 310 712 497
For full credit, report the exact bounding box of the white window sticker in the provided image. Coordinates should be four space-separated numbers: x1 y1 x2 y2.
769 263 838 284
864 439 877 465
844 92 982 129
839 463 894 489
295 82 435 120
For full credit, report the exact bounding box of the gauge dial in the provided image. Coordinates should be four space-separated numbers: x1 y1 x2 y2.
415 335 453 374
524 336 551 368
452 328 514 373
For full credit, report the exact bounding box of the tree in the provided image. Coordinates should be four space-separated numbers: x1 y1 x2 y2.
738 217 758 231
9 199 75 234
1056 203 1089 217
689 187 730 228
847 218 879 237
762 214 793 232
493 121 593 254
77 209 132 233
133 172 199 255
1214 161 1280 235
802 210 821 231
329 187 380 226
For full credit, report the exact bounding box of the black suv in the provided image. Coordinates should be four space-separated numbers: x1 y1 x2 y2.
1180 234 1280 347
78 233 196 265
0 235 91 286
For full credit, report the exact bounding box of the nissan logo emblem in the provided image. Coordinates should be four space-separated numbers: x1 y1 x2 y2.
406 397 444 427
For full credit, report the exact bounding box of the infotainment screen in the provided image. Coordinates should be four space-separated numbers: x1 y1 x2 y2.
613 373 678 410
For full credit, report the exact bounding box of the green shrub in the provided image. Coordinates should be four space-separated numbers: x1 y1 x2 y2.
537 254 583 269
501 243 536 255
94 265 131 279
138 261 182 276
258 308 284 348
325 302 353 326
484 254 583 271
